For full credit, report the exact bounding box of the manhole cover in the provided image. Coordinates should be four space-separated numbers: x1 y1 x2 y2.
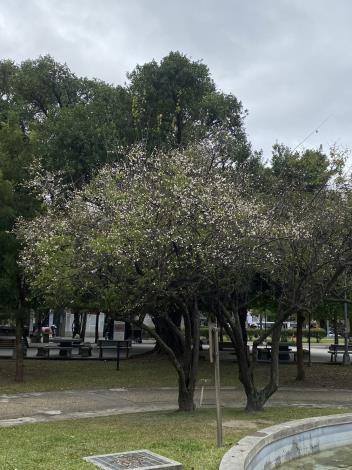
83 449 183 469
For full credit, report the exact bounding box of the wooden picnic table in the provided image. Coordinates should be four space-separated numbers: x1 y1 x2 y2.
36 337 91 358
49 337 82 357
257 343 293 362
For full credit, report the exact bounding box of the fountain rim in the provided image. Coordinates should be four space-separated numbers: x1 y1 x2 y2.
219 412 352 470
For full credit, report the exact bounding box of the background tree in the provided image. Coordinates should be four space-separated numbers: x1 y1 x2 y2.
0 116 39 381
128 51 252 160
270 143 345 191
268 143 347 381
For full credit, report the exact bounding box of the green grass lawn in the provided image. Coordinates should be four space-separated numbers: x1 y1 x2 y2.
1 355 352 394
0 407 346 470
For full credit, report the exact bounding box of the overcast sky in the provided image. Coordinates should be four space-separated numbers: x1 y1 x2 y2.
1 0 351 162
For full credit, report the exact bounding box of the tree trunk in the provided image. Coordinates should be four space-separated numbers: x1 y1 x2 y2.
239 306 248 343
245 392 265 412
177 297 200 411
138 298 200 412
95 311 100 343
219 325 224 343
223 308 264 410
152 310 183 355
219 303 281 412
72 310 81 338
15 316 24 383
296 312 305 381
176 110 182 146
80 312 87 341
178 380 195 411
15 275 26 383
334 311 339 344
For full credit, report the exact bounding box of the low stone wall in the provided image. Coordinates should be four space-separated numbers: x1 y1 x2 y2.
219 413 352 470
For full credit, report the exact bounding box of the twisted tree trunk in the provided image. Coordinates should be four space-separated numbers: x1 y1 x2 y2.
219 301 282 412
137 297 200 412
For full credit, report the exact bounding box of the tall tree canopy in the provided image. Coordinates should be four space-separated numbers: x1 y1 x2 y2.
128 51 252 161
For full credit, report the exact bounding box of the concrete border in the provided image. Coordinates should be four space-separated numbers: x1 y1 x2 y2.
219 413 352 469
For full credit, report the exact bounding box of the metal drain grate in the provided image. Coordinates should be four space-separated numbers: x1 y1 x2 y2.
83 449 183 470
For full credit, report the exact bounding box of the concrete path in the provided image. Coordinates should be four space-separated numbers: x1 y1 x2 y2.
1 385 352 428
0 342 350 429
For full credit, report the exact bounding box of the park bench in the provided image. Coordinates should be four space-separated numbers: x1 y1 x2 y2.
97 339 131 360
0 336 27 358
328 344 352 362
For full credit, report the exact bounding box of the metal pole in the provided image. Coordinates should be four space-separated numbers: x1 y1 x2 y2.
116 343 120 371
343 275 350 365
213 326 223 448
208 321 214 363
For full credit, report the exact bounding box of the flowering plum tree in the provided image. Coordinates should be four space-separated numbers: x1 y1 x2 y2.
19 140 265 410
18 139 352 412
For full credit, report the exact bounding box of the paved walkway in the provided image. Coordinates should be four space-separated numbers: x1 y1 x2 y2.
1 385 352 428
0 342 350 429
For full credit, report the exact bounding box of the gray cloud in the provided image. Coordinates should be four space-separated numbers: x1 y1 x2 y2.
0 0 351 159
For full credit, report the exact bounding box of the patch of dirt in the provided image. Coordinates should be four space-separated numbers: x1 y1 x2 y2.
221 419 273 430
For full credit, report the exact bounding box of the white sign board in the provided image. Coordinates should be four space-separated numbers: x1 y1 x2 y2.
113 321 125 341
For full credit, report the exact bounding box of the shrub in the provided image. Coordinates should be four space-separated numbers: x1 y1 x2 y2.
303 328 325 343
280 328 295 342
200 327 209 339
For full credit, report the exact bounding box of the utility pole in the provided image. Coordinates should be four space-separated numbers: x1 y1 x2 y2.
343 273 350 365
211 325 223 447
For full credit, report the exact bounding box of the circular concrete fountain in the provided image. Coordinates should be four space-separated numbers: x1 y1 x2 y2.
219 413 352 470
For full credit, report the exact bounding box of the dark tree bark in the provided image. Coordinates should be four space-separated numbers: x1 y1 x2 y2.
177 297 200 411
95 311 100 343
219 325 224 343
153 309 183 356
15 275 26 383
72 310 81 338
238 306 248 343
334 311 339 345
137 297 200 412
296 312 305 381
15 316 24 383
218 301 282 412
80 312 87 341
176 110 183 146
178 386 196 411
